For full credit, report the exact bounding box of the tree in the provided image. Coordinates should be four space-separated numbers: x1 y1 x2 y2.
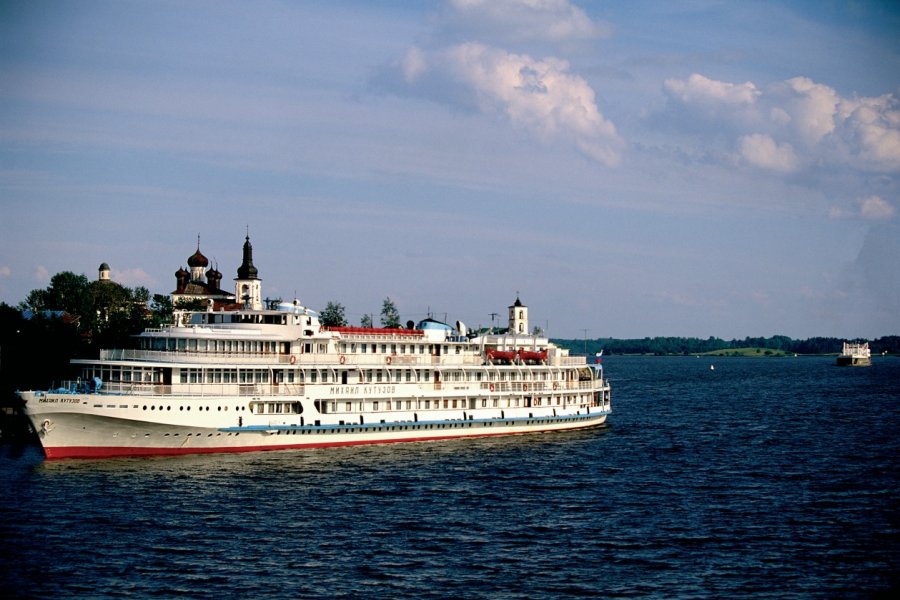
360 313 373 328
21 271 91 318
319 301 347 327
380 297 400 328
150 294 174 327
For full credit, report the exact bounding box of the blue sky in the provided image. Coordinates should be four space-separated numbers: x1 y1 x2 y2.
1 0 898 339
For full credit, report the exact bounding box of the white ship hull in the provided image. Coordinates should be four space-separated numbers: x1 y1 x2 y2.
21 390 609 459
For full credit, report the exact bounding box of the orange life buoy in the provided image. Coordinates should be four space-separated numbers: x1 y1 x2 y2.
339 355 346 364
552 382 558 390
489 383 495 392
386 356 392 365
523 383 528 391
290 355 297 365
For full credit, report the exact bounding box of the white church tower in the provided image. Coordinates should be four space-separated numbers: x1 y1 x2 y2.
235 234 262 310
508 294 528 335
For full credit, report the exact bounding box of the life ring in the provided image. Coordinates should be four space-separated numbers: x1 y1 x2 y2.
489 383 495 392
290 355 297 365
386 356 392 365
339 355 346 364
552 382 558 390
523 383 528 391
40 419 50 434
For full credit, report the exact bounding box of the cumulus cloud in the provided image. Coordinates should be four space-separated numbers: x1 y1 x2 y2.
443 0 610 43
34 265 49 282
829 195 895 221
738 133 798 172
664 73 759 107
400 42 622 165
858 195 896 220
662 73 900 174
836 94 900 171
112 267 156 287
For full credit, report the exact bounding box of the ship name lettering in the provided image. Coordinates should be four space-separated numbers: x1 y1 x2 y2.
40 397 82 404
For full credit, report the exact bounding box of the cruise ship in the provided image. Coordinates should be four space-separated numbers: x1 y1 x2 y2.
18 238 611 459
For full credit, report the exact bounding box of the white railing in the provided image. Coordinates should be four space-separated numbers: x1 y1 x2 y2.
93 382 305 397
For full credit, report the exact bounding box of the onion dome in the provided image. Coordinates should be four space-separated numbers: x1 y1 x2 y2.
99 262 110 271
175 266 189 278
187 248 209 268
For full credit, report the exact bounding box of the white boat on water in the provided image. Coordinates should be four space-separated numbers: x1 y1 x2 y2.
18 237 611 459
836 342 872 367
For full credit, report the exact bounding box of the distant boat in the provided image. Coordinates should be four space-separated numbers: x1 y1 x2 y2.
710 364 715 371
836 342 871 367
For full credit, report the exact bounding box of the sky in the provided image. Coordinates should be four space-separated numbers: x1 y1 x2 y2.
1 0 899 340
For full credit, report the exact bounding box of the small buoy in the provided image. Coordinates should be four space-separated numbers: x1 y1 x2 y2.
710 364 715 371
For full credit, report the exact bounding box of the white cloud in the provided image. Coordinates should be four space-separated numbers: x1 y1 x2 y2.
858 195 895 220
34 265 49 282
662 73 900 174
397 42 622 166
837 94 900 171
664 73 759 107
738 133 798 172
0 266 10 277
769 77 839 145
112 267 157 288
402 47 427 83
445 0 610 43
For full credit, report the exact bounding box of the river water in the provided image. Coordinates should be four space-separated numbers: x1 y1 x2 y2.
2 356 898 598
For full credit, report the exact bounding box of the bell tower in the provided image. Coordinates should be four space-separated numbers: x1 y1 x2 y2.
234 233 262 309
508 294 528 335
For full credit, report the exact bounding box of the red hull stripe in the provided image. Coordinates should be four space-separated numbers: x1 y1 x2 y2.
41 426 604 460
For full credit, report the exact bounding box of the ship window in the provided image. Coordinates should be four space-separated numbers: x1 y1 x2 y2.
361 344 367 353
373 401 379 410
345 402 352 412
376 371 383 383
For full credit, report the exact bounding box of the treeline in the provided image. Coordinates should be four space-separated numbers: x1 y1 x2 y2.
554 335 900 356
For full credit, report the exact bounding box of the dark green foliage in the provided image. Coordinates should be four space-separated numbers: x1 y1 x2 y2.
380 297 400 328
319 301 347 327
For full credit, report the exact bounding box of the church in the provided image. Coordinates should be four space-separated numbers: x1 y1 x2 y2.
171 235 262 311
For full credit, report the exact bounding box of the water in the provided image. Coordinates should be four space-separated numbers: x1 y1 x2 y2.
2 356 898 598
